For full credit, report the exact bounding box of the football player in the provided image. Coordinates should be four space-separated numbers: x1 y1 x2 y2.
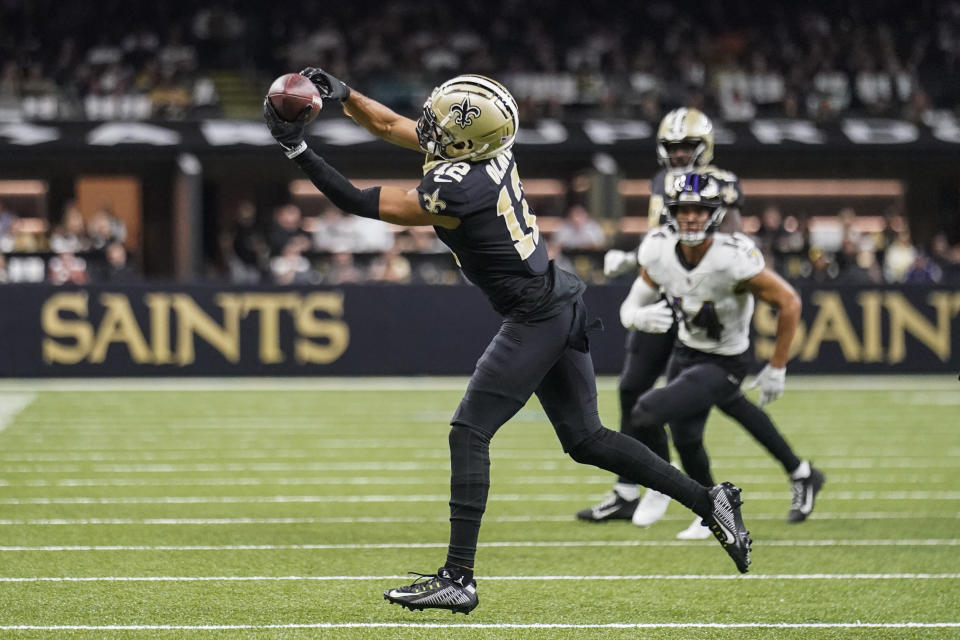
619 172 825 539
263 70 752 614
578 109 822 537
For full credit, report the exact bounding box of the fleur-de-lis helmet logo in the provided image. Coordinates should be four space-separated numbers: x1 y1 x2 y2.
450 97 481 129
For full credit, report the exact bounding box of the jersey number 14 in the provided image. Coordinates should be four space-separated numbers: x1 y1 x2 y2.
496 165 540 260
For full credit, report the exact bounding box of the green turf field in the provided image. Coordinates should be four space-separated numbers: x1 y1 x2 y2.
0 376 958 639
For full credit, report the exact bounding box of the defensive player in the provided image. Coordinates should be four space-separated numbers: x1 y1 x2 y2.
577 109 822 536
620 171 825 538
263 70 752 614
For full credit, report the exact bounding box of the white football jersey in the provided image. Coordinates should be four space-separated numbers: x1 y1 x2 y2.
638 229 765 355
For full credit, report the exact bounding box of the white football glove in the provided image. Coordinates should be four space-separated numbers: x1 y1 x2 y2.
746 364 786 406
603 249 638 277
630 300 675 333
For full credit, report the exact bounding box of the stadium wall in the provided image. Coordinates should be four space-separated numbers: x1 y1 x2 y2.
0 283 956 377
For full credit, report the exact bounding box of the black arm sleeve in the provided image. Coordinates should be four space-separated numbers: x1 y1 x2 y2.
291 148 381 220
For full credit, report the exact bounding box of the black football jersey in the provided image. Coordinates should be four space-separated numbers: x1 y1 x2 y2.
418 151 585 319
649 165 744 228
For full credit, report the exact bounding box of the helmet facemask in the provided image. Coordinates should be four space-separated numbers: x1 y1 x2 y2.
665 173 727 246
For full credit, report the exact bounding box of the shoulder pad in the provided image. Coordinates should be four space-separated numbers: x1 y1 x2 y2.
638 228 672 268
720 233 764 281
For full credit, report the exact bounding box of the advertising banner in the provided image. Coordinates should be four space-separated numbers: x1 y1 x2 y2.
0 284 957 377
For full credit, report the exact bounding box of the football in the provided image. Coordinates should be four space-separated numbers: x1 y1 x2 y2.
267 73 323 123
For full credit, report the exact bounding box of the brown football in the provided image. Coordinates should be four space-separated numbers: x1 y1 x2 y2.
267 73 323 123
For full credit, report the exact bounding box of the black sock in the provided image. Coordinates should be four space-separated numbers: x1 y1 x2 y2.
443 563 474 583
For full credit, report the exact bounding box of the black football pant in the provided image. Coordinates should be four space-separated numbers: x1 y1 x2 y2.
444 299 713 571
615 327 676 483
631 345 801 487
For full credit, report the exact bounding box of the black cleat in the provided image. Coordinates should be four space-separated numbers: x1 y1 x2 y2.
705 482 752 573
787 466 825 523
575 490 639 522
383 568 478 614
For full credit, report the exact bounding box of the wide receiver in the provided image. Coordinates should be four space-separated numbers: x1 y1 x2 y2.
578 109 824 537
263 69 753 614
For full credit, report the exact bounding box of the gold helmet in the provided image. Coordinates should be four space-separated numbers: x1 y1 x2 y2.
656 107 714 172
416 74 519 162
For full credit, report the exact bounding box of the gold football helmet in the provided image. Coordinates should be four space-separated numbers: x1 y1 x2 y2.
656 107 715 172
416 74 519 162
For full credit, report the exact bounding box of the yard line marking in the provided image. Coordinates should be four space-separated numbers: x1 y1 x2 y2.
5 459 958 473
2 539 958 552
4 491 960 505
2 623 960 631
0 473 945 488
0 374 954 391
0 393 35 435
1 512 955 526
4 450 959 462
2 573 959 583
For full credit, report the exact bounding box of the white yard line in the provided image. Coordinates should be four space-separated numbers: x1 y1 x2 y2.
0 472 945 487
1 539 958 552
2 490 959 505
0 374 955 392
3 459 959 473
1 573 958 583
3 449 958 462
0 393 35 436
1 622 959 631
0 512 955 526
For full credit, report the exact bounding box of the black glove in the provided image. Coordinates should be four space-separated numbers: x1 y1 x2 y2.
300 67 351 101
263 98 312 158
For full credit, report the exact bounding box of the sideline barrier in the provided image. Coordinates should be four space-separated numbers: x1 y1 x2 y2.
0 284 957 377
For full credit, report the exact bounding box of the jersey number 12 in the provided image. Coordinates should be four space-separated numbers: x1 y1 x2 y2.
497 165 540 260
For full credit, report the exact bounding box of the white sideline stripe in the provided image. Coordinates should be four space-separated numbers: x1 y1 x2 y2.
2 573 958 583
0 393 35 435
1 512 955 526
2 539 958 552
0 374 954 391
2 623 959 631
4 490 960 505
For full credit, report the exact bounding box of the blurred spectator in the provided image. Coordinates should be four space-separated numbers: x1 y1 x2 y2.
883 229 918 282
323 251 364 285
270 241 313 285
368 250 412 283
931 232 960 283
87 205 127 250
101 241 140 283
0 254 7 283
0 200 17 241
313 206 394 253
47 251 89 285
222 200 267 283
904 252 943 283
268 204 311 257
552 205 606 250
49 202 90 254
